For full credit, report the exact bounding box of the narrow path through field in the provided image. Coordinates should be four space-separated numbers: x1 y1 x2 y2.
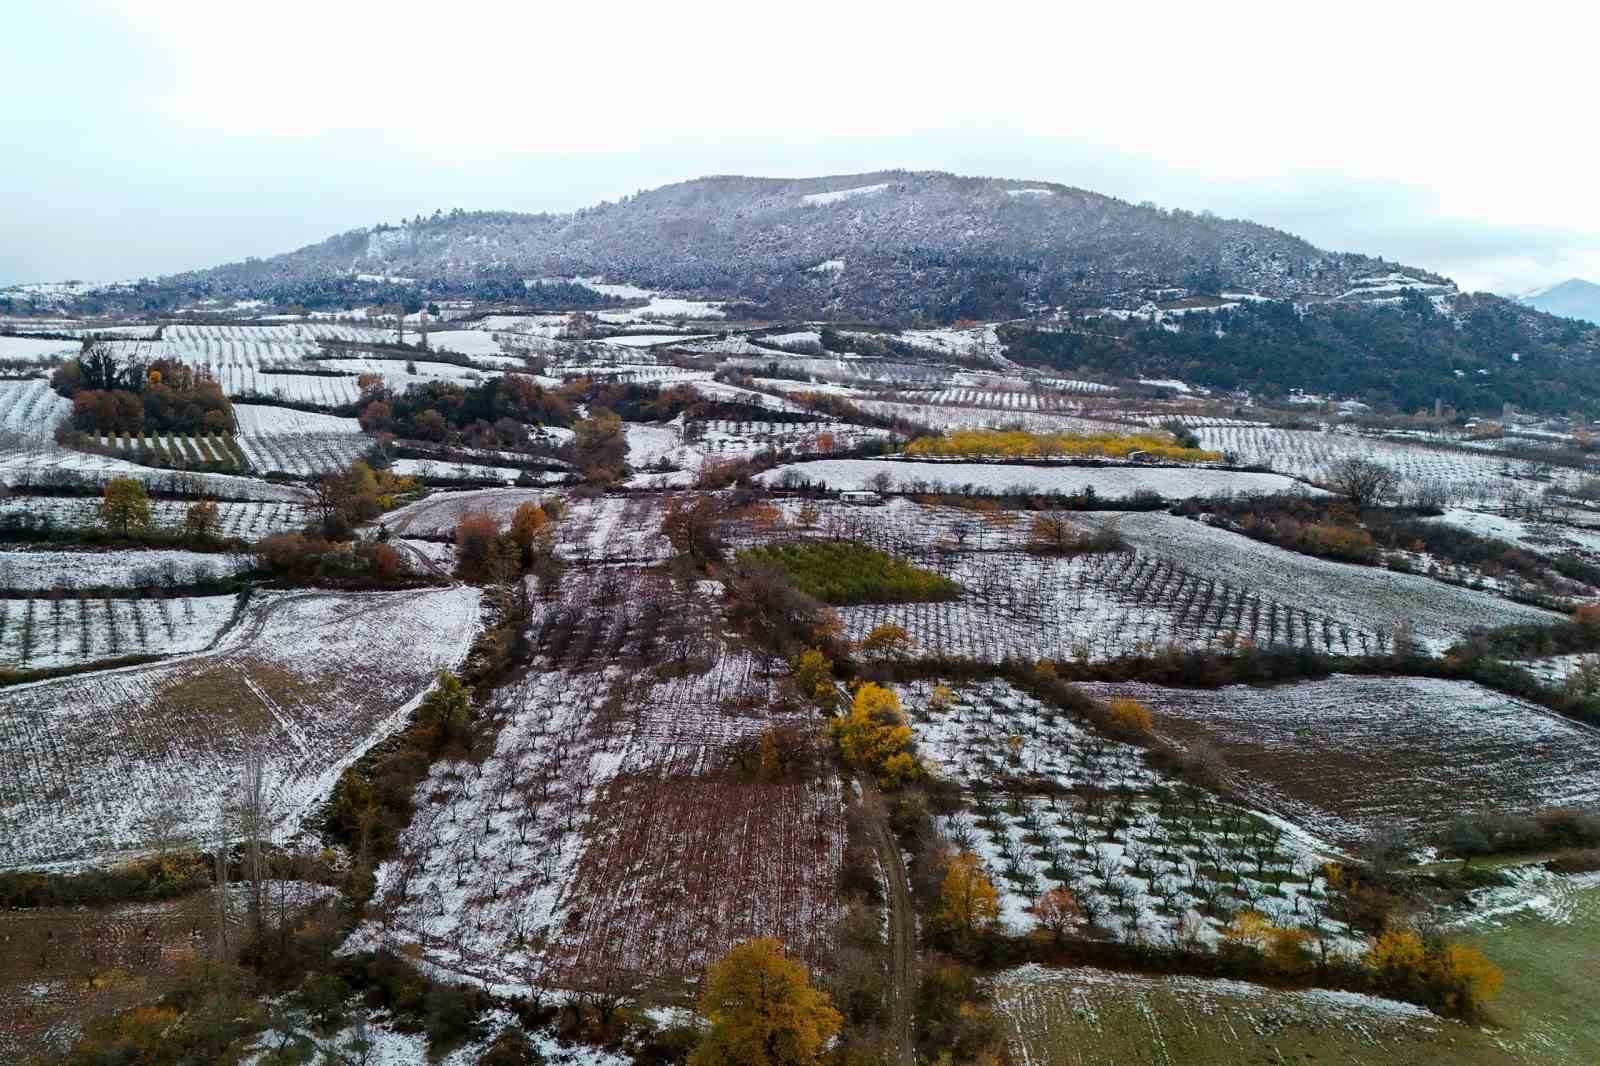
859 774 916 1066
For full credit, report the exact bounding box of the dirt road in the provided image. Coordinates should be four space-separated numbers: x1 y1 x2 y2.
859 774 916 1066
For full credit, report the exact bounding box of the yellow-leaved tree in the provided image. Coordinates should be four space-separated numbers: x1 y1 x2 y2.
787 648 838 711
690 938 842 1066
509 500 549 550
857 623 914 661
100 477 151 537
1428 942 1504 1017
831 682 918 786
939 851 1000 939
1367 927 1429 1000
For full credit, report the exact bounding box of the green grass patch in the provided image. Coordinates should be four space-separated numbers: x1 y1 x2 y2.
1456 879 1600 1066
736 540 963 605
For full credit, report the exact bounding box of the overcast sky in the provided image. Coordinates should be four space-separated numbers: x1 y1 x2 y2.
4 0 1596 294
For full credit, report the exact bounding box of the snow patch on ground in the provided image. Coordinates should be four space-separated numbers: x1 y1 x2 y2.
801 182 889 206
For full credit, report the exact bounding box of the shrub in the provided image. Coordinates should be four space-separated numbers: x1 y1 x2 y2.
255 532 414 582
1028 514 1128 555
56 349 232 435
1105 698 1153 738
1034 886 1081 944
1428 943 1504 1017
1365 929 1504 1019
0 852 211 908
724 561 834 655
182 498 220 540
914 958 1003 1061
481 1027 546 1066
662 496 727 567
1298 522 1380 563
454 510 509 582
1441 807 1600 858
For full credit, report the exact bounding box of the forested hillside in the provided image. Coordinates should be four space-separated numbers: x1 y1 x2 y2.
1005 291 1600 414
117 171 1438 320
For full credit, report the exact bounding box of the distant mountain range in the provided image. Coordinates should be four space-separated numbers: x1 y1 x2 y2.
5 170 1599 415
1515 278 1600 325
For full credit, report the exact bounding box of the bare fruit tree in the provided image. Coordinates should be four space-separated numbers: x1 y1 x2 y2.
1324 457 1401 507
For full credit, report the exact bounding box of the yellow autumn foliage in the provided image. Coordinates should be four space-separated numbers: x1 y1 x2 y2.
691 938 842 1066
830 682 918 785
1106 698 1154 737
902 428 1223 463
1428 942 1504 1014
940 851 1001 935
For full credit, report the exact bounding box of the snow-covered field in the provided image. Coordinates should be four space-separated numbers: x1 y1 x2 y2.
995 964 1455 1066
918 388 1090 411
1112 512 1559 652
240 371 362 407
355 575 842 990
244 1007 629 1066
229 403 370 476
0 335 76 363
715 351 949 387
1197 425 1588 505
597 296 725 323
390 457 522 482
624 423 682 467
0 593 239 672
384 487 560 538
238 431 373 478
0 376 70 440
2 378 297 495
0 496 310 538
756 459 1313 500
603 333 712 348
0 549 254 591
99 323 393 403
316 356 498 388
477 313 571 336
801 182 888 205
231 403 360 435
759 330 823 348
901 678 1350 947
854 399 1133 434
1514 653 1598 686
0 586 482 868
826 546 1378 664
757 502 1549 664
690 377 810 412
422 329 509 358
1424 507 1600 559
1076 675 1600 843
385 489 671 561
623 418 887 487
